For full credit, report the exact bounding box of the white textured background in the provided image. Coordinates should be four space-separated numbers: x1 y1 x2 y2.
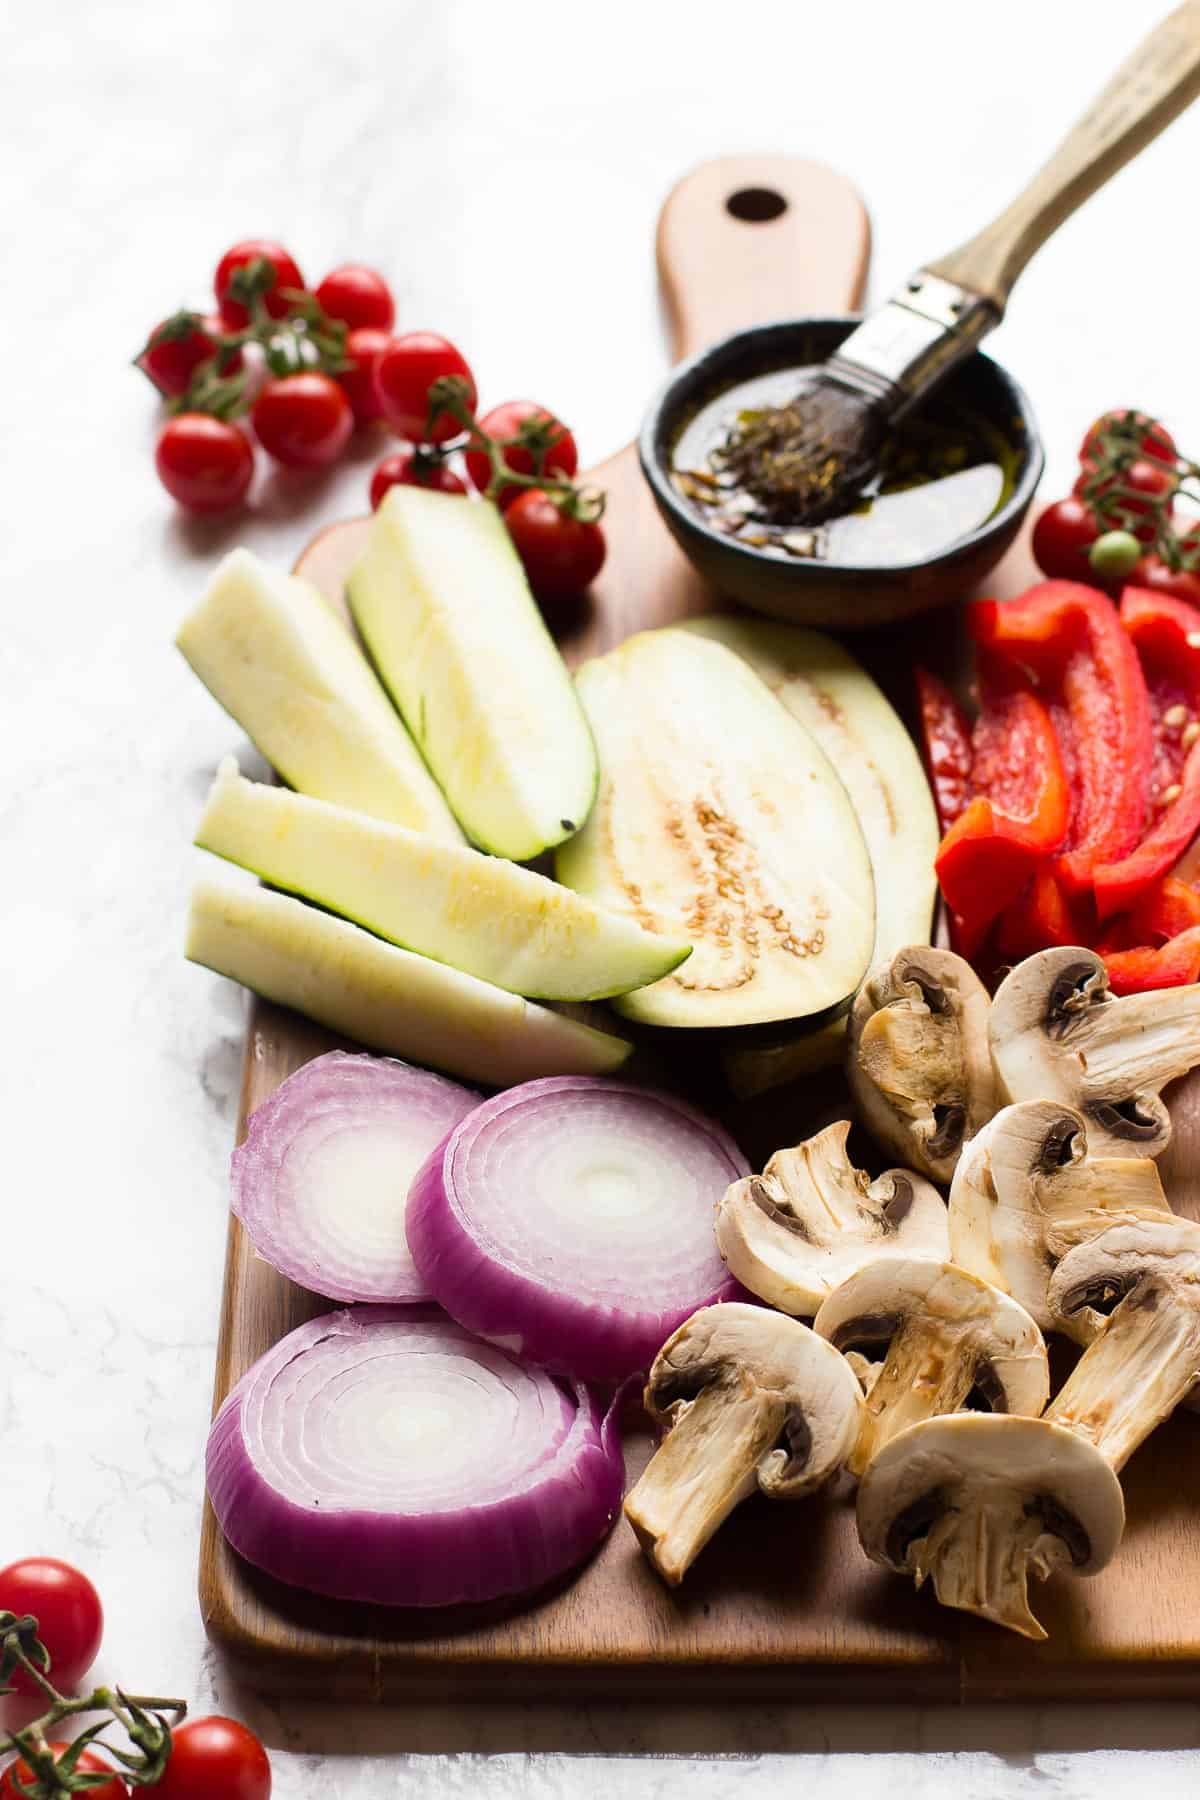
6 0 1200 1792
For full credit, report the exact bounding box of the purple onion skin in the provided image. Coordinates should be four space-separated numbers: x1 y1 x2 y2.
206 1307 625 1609
406 1102 743 1387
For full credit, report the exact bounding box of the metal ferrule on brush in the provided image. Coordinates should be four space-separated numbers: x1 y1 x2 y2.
823 273 1000 421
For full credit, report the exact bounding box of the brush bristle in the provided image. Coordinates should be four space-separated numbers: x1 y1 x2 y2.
719 378 884 525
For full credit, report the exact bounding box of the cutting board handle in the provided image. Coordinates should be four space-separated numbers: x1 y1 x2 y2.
927 0 1200 310
657 156 870 363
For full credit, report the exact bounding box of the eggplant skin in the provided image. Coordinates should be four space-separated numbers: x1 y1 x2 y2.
557 629 876 1030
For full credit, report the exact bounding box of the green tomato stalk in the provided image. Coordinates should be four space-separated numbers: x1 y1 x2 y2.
1077 411 1200 575
0 1612 185 1798
134 257 350 422
426 378 605 523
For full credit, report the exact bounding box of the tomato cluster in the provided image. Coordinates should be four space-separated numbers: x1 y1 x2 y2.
0 1556 270 1800
138 239 607 603
1032 408 1200 604
141 240 388 512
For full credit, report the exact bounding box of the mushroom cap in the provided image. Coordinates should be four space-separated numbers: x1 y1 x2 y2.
989 947 1200 1158
948 1100 1172 1343
1048 1217 1200 1327
847 946 998 1185
644 1301 864 1498
814 1255 1049 1421
715 1119 949 1316
857 1415 1125 1637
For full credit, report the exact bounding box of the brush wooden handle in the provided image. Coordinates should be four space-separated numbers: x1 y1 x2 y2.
927 0 1200 310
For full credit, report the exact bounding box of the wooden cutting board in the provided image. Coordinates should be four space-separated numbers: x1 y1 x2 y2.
198 155 1200 1702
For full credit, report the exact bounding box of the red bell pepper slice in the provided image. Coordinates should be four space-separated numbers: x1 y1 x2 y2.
914 667 972 833
993 866 1090 964
1092 588 1200 917
1131 874 1200 942
1103 927 1200 996
972 581 1153 898
933 658 1069 934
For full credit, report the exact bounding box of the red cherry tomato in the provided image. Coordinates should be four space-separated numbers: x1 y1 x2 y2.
505 489 606 600
1080 410 1176 467
252 373 353 469
1031 495 1099 581
338 327 394 425
370 449 466 509
1 1744 126 1800
374 333 476 444
1074 457 1174 544
155 1717 271 1800
315 265 395 332
214 239 305 328
0 1559 103 1695
1129 553 1200 608
139 316 241 398
464 401 579 508
155 416 255 514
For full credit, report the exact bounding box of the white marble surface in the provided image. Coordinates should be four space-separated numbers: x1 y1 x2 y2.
7 0 1200 1792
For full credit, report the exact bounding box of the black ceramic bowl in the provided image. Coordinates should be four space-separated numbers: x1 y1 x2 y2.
638 317 1044 630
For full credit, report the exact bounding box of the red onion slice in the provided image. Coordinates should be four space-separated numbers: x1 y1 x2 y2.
407 1076 748 1383
206 1306 624 1607
231 1051 480 1303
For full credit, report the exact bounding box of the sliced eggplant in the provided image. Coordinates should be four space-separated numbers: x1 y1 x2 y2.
556 629 875 1029
682 617 938 1085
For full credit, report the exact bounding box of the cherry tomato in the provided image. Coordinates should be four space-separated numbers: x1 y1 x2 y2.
1080 410 1176 467
1088 529 1142 581
370 449 466 509
338 327 394 425
139 315 241 399
315 265 395 332
155 416 255 514
506 489 606 600
1 1744 126 1800
214 239 305 328
155 1717 271 1800
1074 457 1174 543
1129 553 1200 608
0 1559 103 1695
1031 495 1099 581
374 333 476 444
464 401 579 508
252 373 353 469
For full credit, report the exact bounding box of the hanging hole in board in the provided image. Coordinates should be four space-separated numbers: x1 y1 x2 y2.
725 187 788 223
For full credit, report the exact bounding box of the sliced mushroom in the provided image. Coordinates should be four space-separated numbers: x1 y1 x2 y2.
857 1413 1124 1640
847 947 999 1184
989 946 1200 1158
1046 1217 1200 1470
814 1256 1048 1476
949 1101 1174 1344
715 1120 949 1316
623 1302 864 1585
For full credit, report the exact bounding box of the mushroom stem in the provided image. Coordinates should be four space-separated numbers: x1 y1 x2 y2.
846 1316 980 1477
1066 986 1200 1105
624 1383 786 1585
1047 1278 1200 1470
909 1500 1073 1641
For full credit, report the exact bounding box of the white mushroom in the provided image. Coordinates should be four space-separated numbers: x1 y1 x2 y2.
856 1414 1124 1640
1046 1217 1200 1469
847 947 999 1184
814 1256 1049 1476
949 1100 1174 1344
623 1302 864 1585
715 1120 949 1316
989 946 1200 1158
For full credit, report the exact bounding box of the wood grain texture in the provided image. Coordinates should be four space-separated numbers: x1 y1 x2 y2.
199 153 1200 1701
